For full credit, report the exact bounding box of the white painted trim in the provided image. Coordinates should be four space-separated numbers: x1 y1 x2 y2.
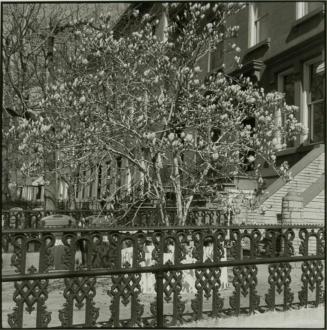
248 4 256 47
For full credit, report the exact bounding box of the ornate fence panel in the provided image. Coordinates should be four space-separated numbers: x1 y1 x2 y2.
1 224 325 328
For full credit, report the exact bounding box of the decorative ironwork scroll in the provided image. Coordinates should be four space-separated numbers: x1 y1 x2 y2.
229 229 261 315
191 229 225 320
298 228 325 307
108 232 145 327
265 229 294 310
8 233 54 328
59 232 99 327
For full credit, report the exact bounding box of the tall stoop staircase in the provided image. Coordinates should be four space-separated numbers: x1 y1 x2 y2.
246 144 325 224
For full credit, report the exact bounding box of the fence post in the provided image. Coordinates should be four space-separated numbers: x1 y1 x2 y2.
155 271 164 328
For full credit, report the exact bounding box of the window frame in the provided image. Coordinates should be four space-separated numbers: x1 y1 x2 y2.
302 55 325 144
248 3 269 47
82 170 86 199
277 67 296 148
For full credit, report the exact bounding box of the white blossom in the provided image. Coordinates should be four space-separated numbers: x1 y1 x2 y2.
247 155 255 163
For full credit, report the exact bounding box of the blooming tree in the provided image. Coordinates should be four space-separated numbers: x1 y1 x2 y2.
2 3 127 206
14 3 304 223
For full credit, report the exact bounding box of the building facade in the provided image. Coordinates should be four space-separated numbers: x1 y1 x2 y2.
87 2 325 222
212 2 325 223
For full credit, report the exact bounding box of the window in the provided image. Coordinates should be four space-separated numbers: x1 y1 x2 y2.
82 170 86 199
278 70 296 147
106 160 111 193
307 62 325 143
296 2 323 19
75 171 80 199
155 11 168 42
210 41 224 72
89 168 94 198
36 185 42 200
97 164 102 199
116 157 122 193
58 181 68 200
196 52 210 80
249 4 269 46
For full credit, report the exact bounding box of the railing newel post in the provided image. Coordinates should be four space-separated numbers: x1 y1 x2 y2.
155 270 164 328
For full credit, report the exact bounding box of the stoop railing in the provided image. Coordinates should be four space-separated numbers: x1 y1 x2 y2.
1 223 325 328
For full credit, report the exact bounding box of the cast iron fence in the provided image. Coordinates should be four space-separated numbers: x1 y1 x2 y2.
1 223 325 328
1 207 231 230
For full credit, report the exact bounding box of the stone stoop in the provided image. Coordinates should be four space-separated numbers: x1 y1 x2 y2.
237 145 325 225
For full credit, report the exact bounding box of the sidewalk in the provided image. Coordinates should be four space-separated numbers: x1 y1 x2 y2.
179 306 325 328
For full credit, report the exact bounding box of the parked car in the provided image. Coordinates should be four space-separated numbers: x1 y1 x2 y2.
40 214 76 228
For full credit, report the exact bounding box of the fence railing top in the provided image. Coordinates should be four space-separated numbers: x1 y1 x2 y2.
2 206 226 212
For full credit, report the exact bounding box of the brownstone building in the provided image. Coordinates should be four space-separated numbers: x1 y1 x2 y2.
208 2 325 224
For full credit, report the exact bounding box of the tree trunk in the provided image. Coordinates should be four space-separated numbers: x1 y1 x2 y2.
139 159 145 198
44 151 57 210
2 144 11 203
67 183 75 210
44 177 57 210
172 153 183 224
181 195 194 225
43 30 57 211
180 163 211 225
154 154 168 225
